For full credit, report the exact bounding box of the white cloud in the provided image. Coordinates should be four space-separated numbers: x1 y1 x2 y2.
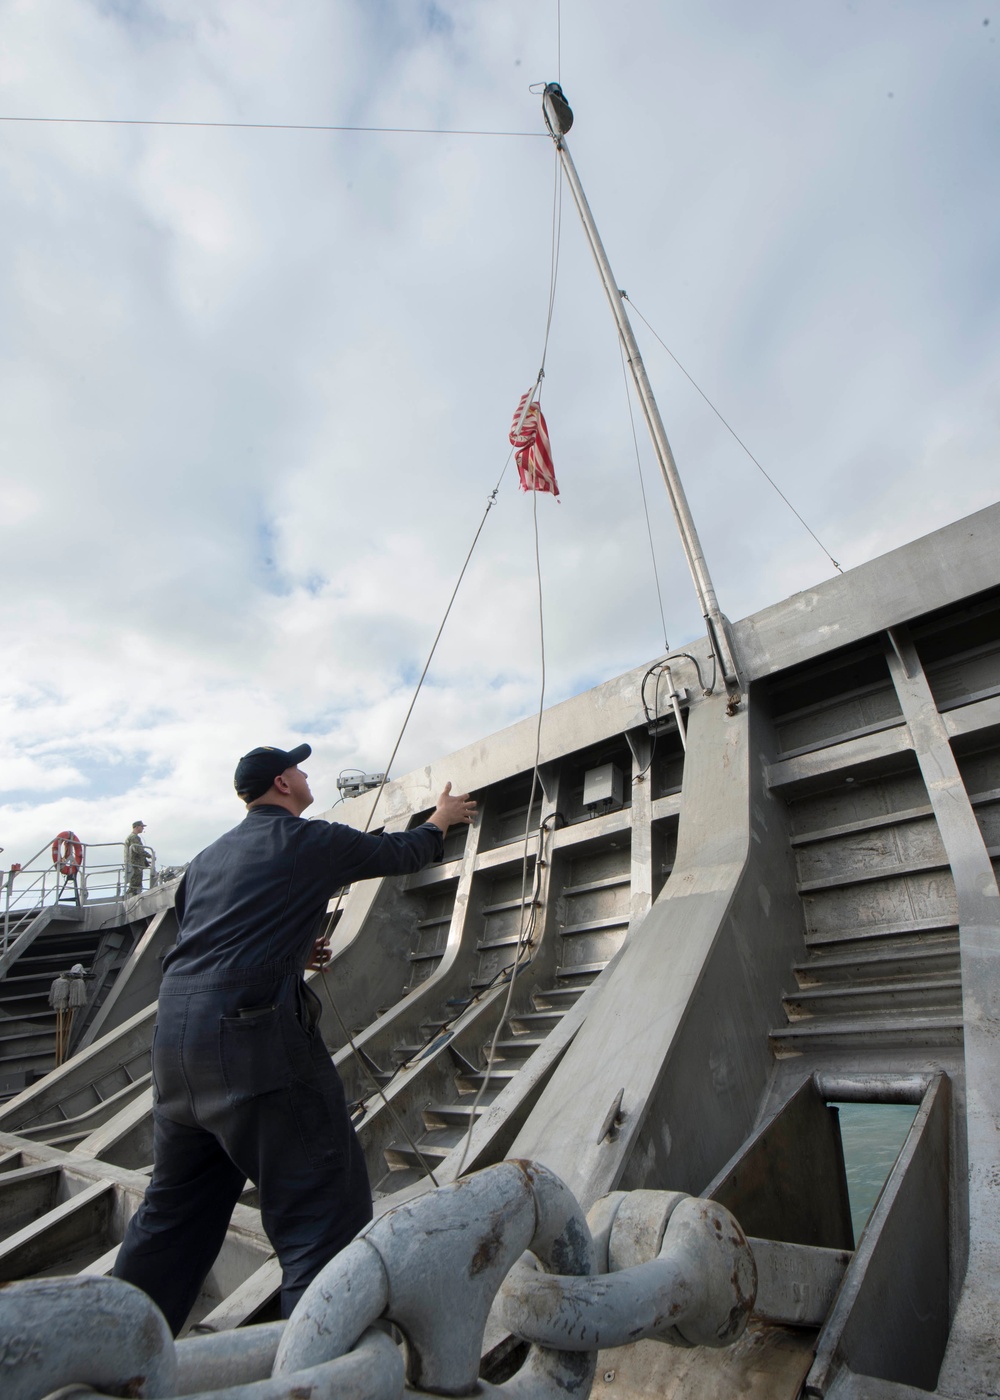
1 0 998 872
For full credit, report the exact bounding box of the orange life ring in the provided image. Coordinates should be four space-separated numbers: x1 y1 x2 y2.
51 831 84 877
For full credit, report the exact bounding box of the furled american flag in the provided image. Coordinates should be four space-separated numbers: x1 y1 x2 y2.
509 392 559 498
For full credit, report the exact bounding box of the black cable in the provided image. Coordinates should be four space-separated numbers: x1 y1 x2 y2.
648 649 715 698
635 669 663 784
622 293 844 575
0 114 545 138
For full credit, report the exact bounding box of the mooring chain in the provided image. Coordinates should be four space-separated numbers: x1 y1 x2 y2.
4 1160 756 1400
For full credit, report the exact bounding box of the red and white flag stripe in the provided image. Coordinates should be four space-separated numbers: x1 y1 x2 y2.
509 392 559 498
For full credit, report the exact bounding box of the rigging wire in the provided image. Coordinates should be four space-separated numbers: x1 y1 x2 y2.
539 152 564 381
311 428 524 1169
617 333 670 653
311 472 511 1189
323 137 566 1187
296 83 565 1192
308 409 533 1182
622 293 844 575
451 141 565 1179
556 0 563 83
454 487 550 1181
0 114 545 138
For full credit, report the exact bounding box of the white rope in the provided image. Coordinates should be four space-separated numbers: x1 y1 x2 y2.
454 487 550 1179
316 128 566 1191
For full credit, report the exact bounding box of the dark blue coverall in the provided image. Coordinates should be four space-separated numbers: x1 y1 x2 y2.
113 803 443 1334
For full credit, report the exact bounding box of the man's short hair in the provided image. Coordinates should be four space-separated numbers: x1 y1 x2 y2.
234 744 312 803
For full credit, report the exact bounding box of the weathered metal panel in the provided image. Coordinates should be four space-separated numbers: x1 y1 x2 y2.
748 1237 850 1327
0 1004 155 1136
793 816 946 885
806 1073 951 1394
734 501 1000 680
885 629 1000 1397
775 685 903 758
786 772 932 841
705 1078 854 1251
77 907 177 1049
505 692 753 1204
611 688 808 1201
801 870 958 941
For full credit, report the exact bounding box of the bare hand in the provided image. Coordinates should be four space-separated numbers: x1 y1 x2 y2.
428 781 476 835
306 936 332 971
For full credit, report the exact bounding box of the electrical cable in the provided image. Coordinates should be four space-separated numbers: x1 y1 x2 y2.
679 648 716 697
621 293 844 575
639 647 715 789
617 333 670 653
633 668 663 784
0 114 544 138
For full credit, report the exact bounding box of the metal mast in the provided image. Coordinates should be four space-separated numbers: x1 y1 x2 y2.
542 84 741 699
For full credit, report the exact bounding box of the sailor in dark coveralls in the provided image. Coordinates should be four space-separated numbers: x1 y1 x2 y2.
113 742 476 1334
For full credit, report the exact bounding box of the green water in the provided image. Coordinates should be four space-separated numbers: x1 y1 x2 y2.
834 1102 918 1243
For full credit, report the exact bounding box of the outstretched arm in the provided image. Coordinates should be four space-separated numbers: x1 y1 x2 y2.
426 782 477 835
318 782 479 887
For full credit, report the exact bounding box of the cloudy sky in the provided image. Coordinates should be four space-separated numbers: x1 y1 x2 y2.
1 0 997 871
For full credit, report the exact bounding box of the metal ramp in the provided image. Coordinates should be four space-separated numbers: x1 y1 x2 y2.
340 735 680 1198
763 600 1000 1088
372 835 641 1193
772 770 965 1062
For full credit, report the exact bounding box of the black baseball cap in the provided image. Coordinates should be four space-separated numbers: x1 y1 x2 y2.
234 743 312 802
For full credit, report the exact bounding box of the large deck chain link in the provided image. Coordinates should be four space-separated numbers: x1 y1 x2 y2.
2 1159 756 1400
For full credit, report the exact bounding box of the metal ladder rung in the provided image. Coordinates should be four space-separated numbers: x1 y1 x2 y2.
481 896 534 916
559 916 629 937
561 875 630 897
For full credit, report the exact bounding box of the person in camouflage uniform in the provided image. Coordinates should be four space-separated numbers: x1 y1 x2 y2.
124 820 149 896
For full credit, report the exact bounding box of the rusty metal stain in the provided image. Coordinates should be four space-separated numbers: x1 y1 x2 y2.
550 1215 592 1276
470 1216 506 1275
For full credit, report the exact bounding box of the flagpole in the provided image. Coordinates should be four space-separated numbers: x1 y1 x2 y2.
542 84 741 700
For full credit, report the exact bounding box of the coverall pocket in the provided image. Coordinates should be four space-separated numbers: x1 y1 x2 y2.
220 1006 295 1105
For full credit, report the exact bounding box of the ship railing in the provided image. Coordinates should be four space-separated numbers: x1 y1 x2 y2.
1 839 158 951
